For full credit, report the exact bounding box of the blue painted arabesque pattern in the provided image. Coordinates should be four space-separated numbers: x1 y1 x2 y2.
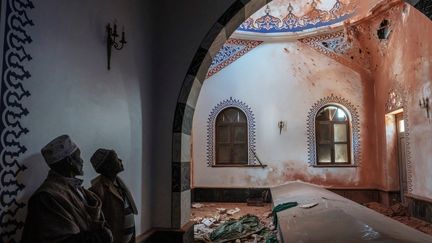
207 97 256 166
0 0 33 242
207 38 262 78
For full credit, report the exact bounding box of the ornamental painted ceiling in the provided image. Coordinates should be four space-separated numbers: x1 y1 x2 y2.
236 0 357 34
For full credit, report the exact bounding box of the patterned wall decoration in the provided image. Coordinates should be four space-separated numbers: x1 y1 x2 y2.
0 0 33 242
306 94 361 166
299 29 371 71
385 84 414 192
206 97 256 166
207 38 262 78
300 30 352 59
385 86 404 113
237 0 355 33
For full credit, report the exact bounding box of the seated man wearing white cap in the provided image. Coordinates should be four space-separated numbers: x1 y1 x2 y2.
89 149 137 243
21 135 113 243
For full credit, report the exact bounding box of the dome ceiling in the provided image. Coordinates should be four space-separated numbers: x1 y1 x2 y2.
236 0 357 35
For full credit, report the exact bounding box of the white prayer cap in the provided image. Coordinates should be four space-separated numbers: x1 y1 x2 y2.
41 135 78 165
90 148 112 172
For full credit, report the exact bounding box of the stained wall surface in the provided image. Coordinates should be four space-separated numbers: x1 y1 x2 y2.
192 40 378 188
358 4 432 198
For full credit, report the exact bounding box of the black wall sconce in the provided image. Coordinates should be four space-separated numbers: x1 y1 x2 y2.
278 120 285 134
106 23 126 70
419 96 430 120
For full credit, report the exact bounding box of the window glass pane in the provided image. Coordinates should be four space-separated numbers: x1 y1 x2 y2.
317 123 331 143
233 126 246 143
237 111 247 123
232 144 248 163
318 145 331 163
225 108 237 122
316 107 331 121
216 126 230 143
335 144 348 163
334 108 348 121
217 145 231 163
334 124 348 142
399 119 405 133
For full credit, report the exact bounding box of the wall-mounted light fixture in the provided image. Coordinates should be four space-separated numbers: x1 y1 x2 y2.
106 22 126 70
419 96 430 120
278 121 285 134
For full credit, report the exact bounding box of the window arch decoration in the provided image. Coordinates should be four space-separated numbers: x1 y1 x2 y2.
306 94 361 166
207 97 256 166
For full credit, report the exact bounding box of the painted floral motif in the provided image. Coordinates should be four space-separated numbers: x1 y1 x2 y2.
300 30 352 57
207 39 263 78
385 88 403 113
237 0 355 33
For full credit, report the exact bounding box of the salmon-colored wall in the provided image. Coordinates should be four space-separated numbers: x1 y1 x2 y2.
193 40 379 189
356 3 432 198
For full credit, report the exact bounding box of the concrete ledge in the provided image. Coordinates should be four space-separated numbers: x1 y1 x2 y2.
271 181 432 242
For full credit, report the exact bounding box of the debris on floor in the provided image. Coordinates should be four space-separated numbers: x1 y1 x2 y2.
193 203 205 208
364 202 432 236
191 203 277 242
227 207 240 215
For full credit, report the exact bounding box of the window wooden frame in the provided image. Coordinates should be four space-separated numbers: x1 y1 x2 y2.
315 105 352 166
215 107 248 166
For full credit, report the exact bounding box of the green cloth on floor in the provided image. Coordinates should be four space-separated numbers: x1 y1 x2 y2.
209 214 264 243
272 202 298 227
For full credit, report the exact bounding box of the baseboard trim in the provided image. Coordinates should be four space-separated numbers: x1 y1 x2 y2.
136 221 195 243
192 187 272 203
192 187 401 205
408 195 432 224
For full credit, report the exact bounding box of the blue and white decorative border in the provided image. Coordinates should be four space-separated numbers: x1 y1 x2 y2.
306 94 361 166
207 38 262 78
206 97 256 166
237 0 355 33
0 0 33 242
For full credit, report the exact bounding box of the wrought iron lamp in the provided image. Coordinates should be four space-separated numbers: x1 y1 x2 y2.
278 121 285 134
419 96 430 120
106 23 126 70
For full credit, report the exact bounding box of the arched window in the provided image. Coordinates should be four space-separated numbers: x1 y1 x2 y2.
215 107 248 165
315 105 351 165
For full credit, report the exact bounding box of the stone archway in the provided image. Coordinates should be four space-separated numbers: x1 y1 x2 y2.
170 0 273 229
170 0 427 230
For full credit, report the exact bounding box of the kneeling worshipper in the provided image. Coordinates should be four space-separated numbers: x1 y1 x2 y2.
21 135 113 243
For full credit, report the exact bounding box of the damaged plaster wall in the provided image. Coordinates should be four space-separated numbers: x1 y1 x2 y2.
357 3 432 198
192 40 377 189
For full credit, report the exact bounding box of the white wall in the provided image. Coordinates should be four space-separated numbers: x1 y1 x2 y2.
16 0 152 236
193 40 374 188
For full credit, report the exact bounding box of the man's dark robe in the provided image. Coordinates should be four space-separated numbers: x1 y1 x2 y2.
90 175 138 243
21 170 108 243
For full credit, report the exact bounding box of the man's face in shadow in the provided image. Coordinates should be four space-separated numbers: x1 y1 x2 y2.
70 149 84 176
